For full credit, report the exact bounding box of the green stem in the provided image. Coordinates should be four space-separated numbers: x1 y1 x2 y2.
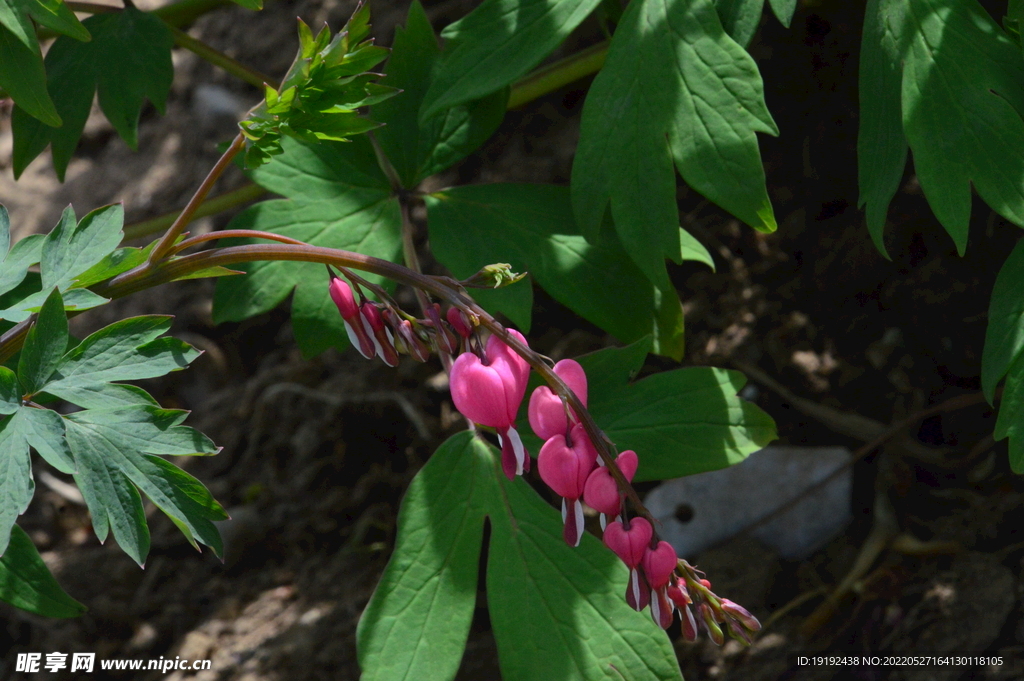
506 41 608 109
166 25 279 89
147 132 246 263
122 183 267 241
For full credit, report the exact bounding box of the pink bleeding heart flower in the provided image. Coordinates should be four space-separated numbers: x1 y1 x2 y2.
329 275 376 360
603 517 653 611
450 330 531 479
528 359 587 441
642 541 679 628
538 424 598 547
583 449 638 530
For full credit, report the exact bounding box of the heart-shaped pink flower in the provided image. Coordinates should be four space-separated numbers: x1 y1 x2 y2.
538 424 598 500
642 541 678 589
583 450 638 523
528 359 587 441
329 275 376 360
602 517 652 568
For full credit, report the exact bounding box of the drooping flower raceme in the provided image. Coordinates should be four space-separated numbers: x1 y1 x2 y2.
450 330 531 479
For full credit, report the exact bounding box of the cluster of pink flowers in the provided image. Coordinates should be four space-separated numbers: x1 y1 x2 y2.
329 274 761 640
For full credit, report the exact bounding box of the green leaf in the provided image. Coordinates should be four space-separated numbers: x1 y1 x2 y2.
41 382 158 410
17 288 68 395
767 0 796 27
982 239 1024 402
42 204 124 291
358 432 683 681
0 23 60 127
856 0 907 259
0 367 19 414
532 337 776 481
0 524 86 617
427 183 679 343
358 432 492 681
886 0 1024 254
487 453 683 681
572 0 777 291
0 411 33 555
714 0 764 47
0 287 109 323
0 232 45 298
420 0 601 118
72 241 155 289
1 0 89 44
42 316 199 398
214 137 403 358
994 350 1024 473
373 1 506 187
11 7 172 179
679 227 715 271
65 405 223 565
17 406 75 473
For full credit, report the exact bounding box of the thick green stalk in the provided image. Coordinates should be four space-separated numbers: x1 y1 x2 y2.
506 41 608 109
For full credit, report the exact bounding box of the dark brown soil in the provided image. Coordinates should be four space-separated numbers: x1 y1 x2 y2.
3 1 1024 680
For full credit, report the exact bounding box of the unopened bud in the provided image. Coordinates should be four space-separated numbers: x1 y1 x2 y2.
426 304 458 354
446 306 473 339
329 275 375 359
667 583 691 608
720 598 761 632
699 603 725 646
727 619 754 645
397 320 431 362
361 302 399 367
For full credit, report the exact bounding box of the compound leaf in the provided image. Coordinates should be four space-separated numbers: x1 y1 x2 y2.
11 7 172 179
373 1 506 187
357 432 494 681
65 405 223 565
0 524 85 618
420 0 601 118
214 137 403 358
572 0 777 291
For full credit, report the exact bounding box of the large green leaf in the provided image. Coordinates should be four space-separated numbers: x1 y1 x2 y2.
0 23 60 127
65 405 223 565
420 0 602 118
861 0 1024 255
427 183 705 349
0 524 85 617
42 316 198 398
358 432 682 681
373 1 506 187
357 433 491 681
11 7 172 180
214 137 403 358
572 0 777 292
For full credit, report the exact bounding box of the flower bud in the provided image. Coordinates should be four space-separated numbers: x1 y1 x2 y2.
667 583 691 608
680 603 698 642
426 304 458 355
360 302 399 367
397 319 431 362
720 598 761 632
699 603 725 646
328 275 375 359
446 306 473 339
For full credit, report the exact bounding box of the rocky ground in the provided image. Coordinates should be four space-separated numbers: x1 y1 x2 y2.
2 0 1024 679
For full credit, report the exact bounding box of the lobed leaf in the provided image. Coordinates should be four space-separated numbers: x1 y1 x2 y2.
65 405 224 565
420 0 601 118
572 0 777 293
11 7 173 180
358 432 682 681
0 22 60 127
373 1 506 188
17 288 68 396
0 524 86 618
